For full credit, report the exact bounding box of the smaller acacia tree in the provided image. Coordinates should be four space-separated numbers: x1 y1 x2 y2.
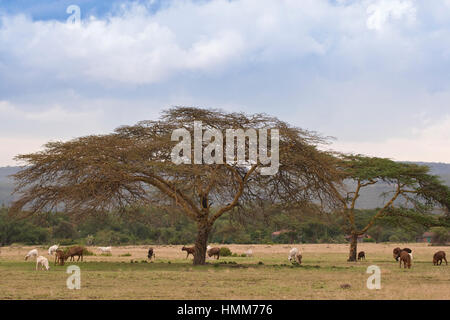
334 155 450 261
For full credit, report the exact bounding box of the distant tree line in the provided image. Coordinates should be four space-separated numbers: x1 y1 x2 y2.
1 205 443 246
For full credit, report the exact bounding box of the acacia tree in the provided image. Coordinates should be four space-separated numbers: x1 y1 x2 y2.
11 107 341 265
334 155 450 261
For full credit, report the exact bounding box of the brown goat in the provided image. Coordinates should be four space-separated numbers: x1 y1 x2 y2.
433 251 447 266
399 251 411 269
182 246 195 259
64 246 84 262
207 247 220 260
54 249 66 266
357 251 366 261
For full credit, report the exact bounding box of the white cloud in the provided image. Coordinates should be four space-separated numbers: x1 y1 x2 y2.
1 0 450 165
0 0 355 85
366 0 417 31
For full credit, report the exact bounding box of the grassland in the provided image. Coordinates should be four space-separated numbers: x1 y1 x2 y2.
0 243 448 300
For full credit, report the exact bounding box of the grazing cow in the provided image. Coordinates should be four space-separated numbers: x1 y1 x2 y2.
182 246 195 259
54 249 65 266
357 251 366 261
207 247 220 260
399 251 411 269
433 251 447 266
48 244 59 256
25 249 38 261
65 246 84 262
148 247 155 260
393 247 412 261
288 248 299 262
36 256 50 271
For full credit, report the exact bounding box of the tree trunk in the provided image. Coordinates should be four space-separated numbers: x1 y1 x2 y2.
347 233 358 262
193 223 210 265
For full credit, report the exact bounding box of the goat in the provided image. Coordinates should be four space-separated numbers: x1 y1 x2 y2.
48 244 59 256
433 251 447 266
182 246 195 259
399 251 411 269
245 249 253 257
357 251 366 261
207 247 220 260
36 256 50 271
25 249 38 261
65 246 84 262
98 246 112 254
54 249 65 266
288 248 299 262
148 247 155 260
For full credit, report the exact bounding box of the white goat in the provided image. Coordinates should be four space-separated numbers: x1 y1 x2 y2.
48 244 59 256
245 249 253 257
98 246 112 254
288 248 299 261
25 249 38 261
36 256 50 271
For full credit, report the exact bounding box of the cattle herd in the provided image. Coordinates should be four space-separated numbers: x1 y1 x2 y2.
23 244 447 271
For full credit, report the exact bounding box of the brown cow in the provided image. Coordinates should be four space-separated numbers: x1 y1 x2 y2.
433 251 447 266
54 249 66 266
64 246 84 262
148 247 155 260
357 251 366 261
182 246 195 259
399 251 411 269
207 247 220 260
393 247 412 261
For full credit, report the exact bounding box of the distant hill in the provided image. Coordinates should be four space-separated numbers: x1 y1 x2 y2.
0 166 21 206
1 162 450 208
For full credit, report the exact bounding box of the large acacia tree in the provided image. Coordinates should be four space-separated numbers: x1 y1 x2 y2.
334 155 450 261
11 107 341 265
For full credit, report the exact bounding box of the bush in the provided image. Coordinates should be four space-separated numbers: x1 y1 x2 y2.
219 247 232 257
363 238 376 243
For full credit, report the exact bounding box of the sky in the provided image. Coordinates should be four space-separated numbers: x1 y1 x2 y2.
0 0 449 166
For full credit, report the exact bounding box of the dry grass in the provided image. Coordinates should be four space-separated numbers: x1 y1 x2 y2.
0 243 448 300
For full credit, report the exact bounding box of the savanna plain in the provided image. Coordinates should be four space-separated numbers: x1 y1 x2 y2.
0 243 448 300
